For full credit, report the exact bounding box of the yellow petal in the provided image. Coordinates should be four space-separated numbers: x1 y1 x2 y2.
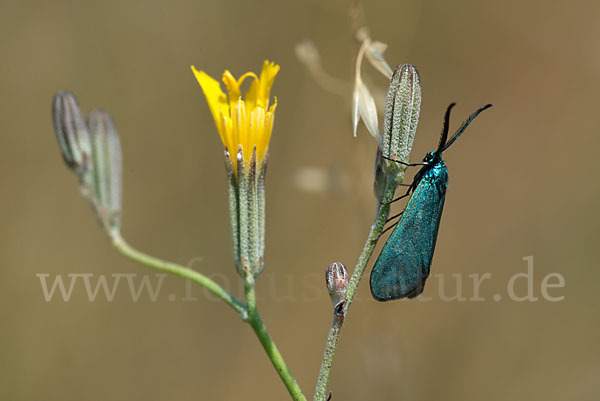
246 60 280 110
192 61 279 175
222 70 241 109
237 72 258 89
252 107 267 165
256 97 277 165
191 66 229 145
258 60 280 107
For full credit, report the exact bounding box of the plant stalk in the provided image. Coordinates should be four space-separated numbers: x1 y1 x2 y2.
313 179 398 401
111 233 247 318
245 279 308 401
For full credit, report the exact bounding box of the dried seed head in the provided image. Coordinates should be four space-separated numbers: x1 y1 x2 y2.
352 79 380 140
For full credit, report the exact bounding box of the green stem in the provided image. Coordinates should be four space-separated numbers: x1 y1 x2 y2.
345 182 396 310
111 233 247 318
244 280 308 401
313 179 398 401
314 314 343 401
112 233 306 399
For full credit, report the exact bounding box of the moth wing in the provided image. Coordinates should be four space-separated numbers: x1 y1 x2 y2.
370 167 447 301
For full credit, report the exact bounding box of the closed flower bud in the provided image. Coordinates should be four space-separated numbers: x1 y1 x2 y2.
326 262 349 316
52 91 92 178
51 92 123 236
380 64 421 182
88 110 123 233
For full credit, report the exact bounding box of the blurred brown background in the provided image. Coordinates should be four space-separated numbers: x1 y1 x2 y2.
1 0 598 400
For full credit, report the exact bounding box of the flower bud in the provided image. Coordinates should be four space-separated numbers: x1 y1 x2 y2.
326 262 349 316
52 91 92 177
51 92 124 236
88 110 123 233
380 64 421 180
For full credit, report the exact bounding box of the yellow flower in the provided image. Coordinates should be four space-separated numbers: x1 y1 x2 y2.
191 60 279 173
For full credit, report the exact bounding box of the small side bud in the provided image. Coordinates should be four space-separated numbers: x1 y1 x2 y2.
373 148 387 201
88 110 122 233
381 64 421 178
52 91 92 176
326 262 349 316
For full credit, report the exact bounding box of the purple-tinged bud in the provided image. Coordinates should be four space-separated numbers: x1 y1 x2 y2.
326 262 349 316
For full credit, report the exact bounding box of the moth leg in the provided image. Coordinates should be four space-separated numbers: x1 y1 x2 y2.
386 210 404 223
380 155 429 167
380 187 411 205
376 212 403 240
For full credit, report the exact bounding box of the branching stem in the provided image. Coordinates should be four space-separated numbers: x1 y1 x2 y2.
112 233 307 401
112 233 247 317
